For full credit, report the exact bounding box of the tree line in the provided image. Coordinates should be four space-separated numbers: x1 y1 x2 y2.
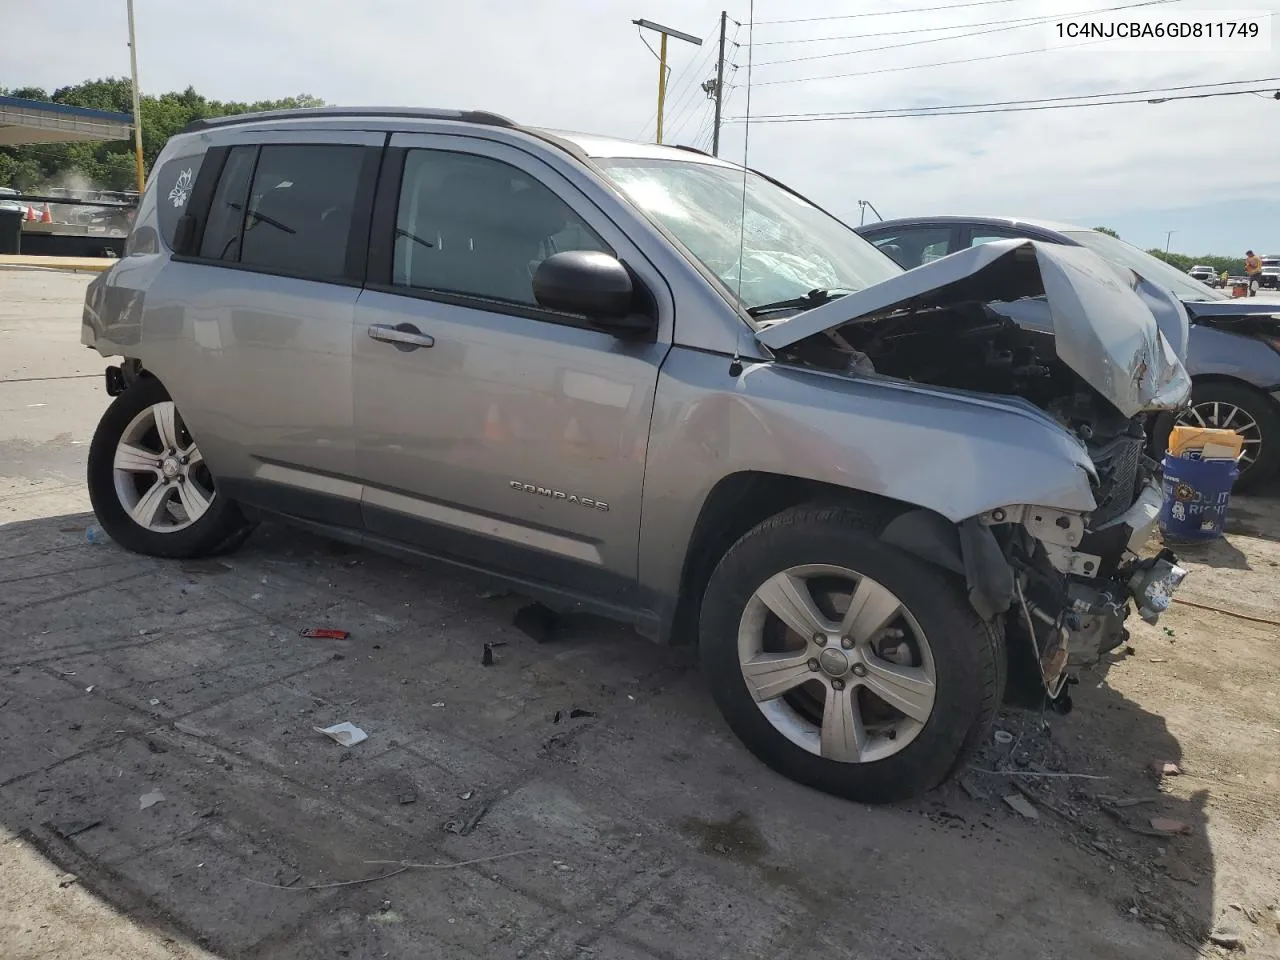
0 81 1256 276
0 78 323 194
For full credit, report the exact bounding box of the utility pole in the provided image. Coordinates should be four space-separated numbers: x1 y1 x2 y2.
633 19 702 144
712 11 727 156
1165 229 1177 253
126 0 145 194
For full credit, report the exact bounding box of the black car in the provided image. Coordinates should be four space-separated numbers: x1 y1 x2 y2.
855 216 1280 489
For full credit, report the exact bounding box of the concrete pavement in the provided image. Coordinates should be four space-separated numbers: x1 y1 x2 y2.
4 268 1278 960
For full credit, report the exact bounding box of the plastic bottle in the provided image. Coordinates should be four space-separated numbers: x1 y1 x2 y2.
85 525 106 545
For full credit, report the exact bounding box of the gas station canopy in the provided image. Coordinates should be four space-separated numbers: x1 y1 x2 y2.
0 95 132 146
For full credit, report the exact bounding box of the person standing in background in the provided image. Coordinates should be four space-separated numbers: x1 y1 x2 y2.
1245 250 1262 296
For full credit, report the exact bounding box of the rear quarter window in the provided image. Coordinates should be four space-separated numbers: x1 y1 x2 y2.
154 152 204 248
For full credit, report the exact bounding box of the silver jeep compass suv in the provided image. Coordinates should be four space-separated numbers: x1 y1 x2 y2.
81 107 1190 803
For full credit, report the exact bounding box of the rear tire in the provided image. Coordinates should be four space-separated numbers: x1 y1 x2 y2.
87 377 253 558
699 505 1002 804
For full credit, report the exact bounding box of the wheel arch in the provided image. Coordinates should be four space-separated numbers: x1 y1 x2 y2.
664 471 1013 646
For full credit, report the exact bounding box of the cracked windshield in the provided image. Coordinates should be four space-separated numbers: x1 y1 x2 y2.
598 158 900 312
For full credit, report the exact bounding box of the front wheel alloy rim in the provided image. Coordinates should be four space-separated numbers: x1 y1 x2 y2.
1176 401 1261 469
112 400 215 533
737 564 937 765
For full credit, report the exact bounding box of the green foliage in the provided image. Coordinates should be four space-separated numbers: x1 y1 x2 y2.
0 79 325 193
1144 249 1245 277
1093 226 1120 238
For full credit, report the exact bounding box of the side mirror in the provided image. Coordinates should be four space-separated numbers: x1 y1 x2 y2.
533 251 653 336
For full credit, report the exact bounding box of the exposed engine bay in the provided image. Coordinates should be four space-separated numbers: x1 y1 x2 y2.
773 297 1188 709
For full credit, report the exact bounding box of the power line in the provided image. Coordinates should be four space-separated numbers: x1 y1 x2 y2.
731 77 1279 118
753 5 1150 44
754 0 1181 67
725 83 1279 123
756 0 1027 26
662 40 724 139
753 37 1104 86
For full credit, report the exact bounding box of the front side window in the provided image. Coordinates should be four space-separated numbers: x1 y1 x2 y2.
870 228 952 270
596 158 901 310
393 149 610 306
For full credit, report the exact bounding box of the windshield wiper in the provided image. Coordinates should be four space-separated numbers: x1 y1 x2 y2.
746 288 850 319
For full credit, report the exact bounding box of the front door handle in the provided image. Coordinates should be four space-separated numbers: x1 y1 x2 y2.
368 323 435 350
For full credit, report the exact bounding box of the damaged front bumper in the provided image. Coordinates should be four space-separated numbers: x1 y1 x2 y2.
981 477 1188 702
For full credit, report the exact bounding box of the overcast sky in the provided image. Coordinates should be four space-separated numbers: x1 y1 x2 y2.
6 0 1278 254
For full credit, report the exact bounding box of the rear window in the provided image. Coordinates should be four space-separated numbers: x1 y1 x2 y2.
194 143 366 282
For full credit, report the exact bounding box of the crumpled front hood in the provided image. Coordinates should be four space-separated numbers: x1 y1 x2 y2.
755 238 1192 418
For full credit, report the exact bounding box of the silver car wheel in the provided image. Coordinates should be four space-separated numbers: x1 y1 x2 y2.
112 401 215 533
737 564 937 764
1176 401 1262 469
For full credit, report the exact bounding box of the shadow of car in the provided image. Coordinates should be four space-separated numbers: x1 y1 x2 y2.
855 216 1280 490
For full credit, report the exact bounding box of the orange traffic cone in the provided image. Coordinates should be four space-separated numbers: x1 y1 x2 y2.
25 206 37 221
40 204 53 223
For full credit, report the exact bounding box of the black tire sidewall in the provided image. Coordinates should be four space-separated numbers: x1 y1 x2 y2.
87 378 246 558
699 515 997 804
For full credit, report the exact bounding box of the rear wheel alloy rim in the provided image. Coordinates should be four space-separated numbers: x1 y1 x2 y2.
737 564 937 764
112 401 215 533
1176 402 1261 469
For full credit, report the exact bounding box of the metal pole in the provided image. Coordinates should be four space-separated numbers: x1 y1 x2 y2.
1165 230 1176 252
126 0 146 194
711 11 727 156
633 19 701 145
656 32 669 144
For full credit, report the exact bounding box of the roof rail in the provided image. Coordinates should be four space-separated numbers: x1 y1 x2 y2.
182 106 518 134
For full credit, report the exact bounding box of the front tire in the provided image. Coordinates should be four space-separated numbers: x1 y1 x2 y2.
699 506 1002 804
87 377 253 558
1152 381 1280 491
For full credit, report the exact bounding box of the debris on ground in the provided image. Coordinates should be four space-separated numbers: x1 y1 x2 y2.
56 873 78 889
481 640 507 666
444 796 492 836
397 791 417 805
46 818 101 839
513 602 558 644
85 526 106 544
1003 794 1039 820
139 790 165 811
300 627 350 640
1148 817 1191 836
993 730 1014 744
1208 926 1244 950
478 587 511 600
174 719 208 737
431 701 445 708
554 707 597 723
959 776 990 801
313 722 368 747
1153 761 1182 777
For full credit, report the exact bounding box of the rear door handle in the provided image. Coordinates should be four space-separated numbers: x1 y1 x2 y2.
368 323 435 350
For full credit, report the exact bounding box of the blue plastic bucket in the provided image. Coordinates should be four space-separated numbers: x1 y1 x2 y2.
1158 454 1239 541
